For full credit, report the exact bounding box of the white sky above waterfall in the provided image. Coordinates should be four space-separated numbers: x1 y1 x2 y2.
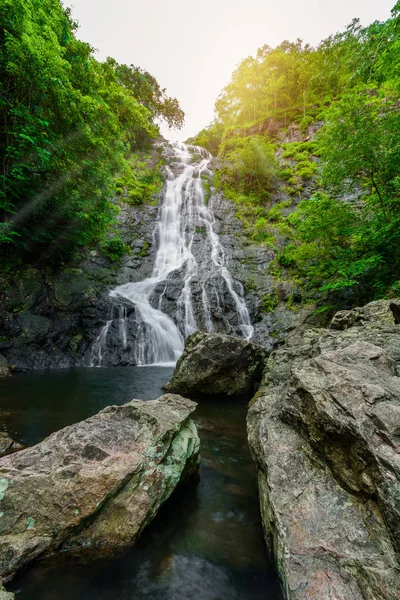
69 0 395 142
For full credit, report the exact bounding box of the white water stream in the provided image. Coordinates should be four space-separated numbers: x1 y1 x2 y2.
91 143 253 367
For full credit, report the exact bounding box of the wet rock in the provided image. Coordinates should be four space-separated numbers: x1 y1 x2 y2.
0 182 158 371
164 331 267 396
248 300 400 600
0 394 199 580
0 355 9 379
0 433 25 458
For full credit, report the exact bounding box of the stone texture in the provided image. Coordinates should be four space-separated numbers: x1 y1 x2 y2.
164 331 267 397
0 434 25 459
330 298 400 330
0 394 199 580
0 134 321 369
248 302 400 600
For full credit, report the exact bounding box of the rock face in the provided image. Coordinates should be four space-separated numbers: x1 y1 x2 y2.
0 434 25 459
0 394 199 580
164 331 266 396
330 298 400 330
248 301 400 600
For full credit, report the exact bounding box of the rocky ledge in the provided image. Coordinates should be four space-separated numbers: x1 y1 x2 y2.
164 331 267 397
0 394 199 581
248 299 400 600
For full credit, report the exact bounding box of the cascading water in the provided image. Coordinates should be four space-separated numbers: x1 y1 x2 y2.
90 143 253 367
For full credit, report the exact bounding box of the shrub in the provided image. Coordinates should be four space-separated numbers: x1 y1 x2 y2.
101 237 129 261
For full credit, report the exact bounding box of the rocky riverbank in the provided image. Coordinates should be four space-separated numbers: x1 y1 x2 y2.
0 393 199 582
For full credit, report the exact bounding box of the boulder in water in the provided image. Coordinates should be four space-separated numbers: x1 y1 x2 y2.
248 306 400 600
164 331 267 397
0 394 199 580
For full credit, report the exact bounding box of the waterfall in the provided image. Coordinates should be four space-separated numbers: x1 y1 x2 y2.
91 142 253 367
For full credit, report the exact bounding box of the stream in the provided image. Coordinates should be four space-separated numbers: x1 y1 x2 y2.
0 367 283 600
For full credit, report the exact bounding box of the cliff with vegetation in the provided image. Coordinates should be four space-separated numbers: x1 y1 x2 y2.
189 1 400 318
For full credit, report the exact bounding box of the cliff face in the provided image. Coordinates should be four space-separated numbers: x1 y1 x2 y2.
0 201 157 370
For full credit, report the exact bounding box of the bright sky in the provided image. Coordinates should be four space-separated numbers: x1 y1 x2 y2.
68 0 395 141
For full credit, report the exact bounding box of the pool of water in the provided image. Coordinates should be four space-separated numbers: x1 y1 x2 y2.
0 368 283 600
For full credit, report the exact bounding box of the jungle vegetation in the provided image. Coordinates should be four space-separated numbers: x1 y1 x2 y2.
190 2 400 306
0 0 184 268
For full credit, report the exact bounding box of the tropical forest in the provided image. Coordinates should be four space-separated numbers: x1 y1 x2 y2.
0 1 399 599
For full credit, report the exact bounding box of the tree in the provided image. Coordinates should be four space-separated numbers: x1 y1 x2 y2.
0 0 184 265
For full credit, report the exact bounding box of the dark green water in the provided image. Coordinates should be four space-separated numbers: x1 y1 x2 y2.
0 368 283 600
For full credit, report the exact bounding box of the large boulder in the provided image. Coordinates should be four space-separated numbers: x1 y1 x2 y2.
0 394 199 580
164 331 267 397
248 306 400 600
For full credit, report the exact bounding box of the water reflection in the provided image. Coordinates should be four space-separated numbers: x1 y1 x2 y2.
0 368 283 600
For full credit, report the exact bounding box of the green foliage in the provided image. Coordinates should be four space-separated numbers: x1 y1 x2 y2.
138 240 150 257
218 135 278 199
318 87 400 214
270 199 293 217
116 154 164 205
276 191 400 303
295 160 317 180
108 59 184 129
187 121 224 155
0 0 183 266
101 236 130 261
260 292 278 313
193 3 400 308
251 218 276 246
279 168 294 181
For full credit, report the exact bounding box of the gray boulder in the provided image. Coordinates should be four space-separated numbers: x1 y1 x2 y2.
164 331 267 396
330 298 400 330
248 308 400 599
0 394 199 580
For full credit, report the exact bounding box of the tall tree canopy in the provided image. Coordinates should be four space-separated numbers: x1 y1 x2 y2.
0 0 184 265
190 2 400 305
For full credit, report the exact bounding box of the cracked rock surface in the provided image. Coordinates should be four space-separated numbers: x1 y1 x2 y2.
248 299 400 600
